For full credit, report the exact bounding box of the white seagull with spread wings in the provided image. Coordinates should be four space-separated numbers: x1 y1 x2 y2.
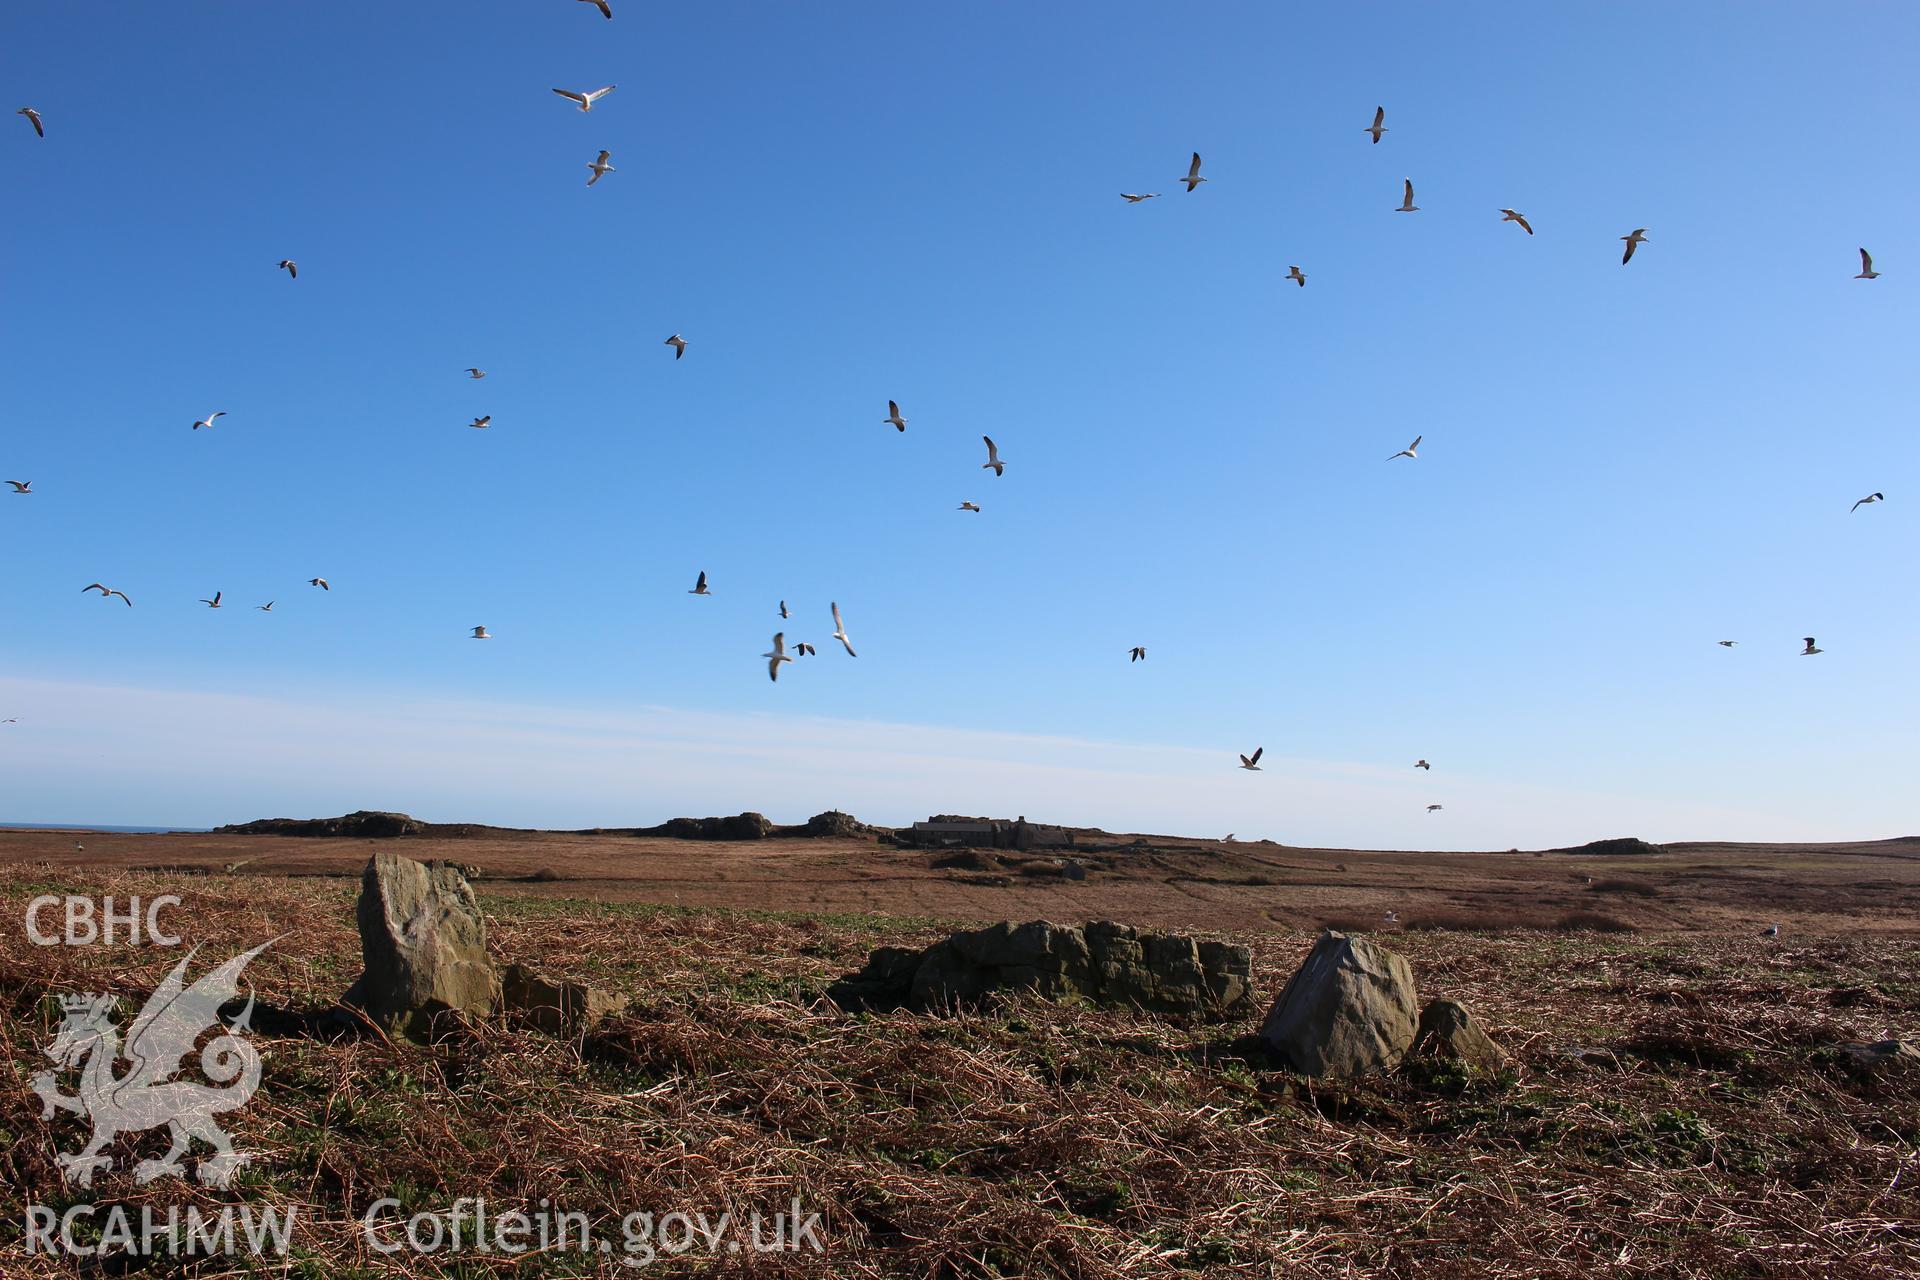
552 86 615 112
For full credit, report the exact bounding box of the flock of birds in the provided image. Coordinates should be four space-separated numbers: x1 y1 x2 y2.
1 11 1895 832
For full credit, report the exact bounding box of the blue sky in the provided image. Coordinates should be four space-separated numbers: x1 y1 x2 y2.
1 3 1913 845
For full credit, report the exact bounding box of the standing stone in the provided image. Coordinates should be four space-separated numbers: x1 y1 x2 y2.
1259 931 1418 1077
1410 998 1508 1071
344 853 497 1040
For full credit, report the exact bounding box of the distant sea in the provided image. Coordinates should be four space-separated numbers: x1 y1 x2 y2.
0 823 211 834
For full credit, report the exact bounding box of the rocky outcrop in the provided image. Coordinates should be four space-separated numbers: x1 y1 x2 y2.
1551 837 1668 857
1258 931 1419 1077
501 964 620 1036
217 810 424 838
343 853 497 1039
800 809 879 838
1409 998 1508 1071
636 812 775 841
828 919 1253 1018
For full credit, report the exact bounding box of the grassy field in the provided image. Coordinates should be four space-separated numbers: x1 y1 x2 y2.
3 861 1917 1278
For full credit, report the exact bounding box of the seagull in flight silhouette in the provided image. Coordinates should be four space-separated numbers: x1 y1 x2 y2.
831 602 856 656
689 571 710 596
763 632 794 682
1120 192 1159 203
884 400 907 432
1180 152 1206 191
1801 637 1822 656
587 150 615 185
18 107 44 137
192 412 226 431
5 480 29 494
1286 265 1307 287
1851 492 1884 512
200 591 222 609
1855 248 1879 280
309 577 329 590
1621 228 1649 264
1238 748 1263 772
1396 178 1419 212
83 583 132 606
1388 435 1421 461
982 436 1005 475
664 333 687 359
1499 208 1533 235
1130 647 1146 661
1365 106 1386 144
553 86 615 112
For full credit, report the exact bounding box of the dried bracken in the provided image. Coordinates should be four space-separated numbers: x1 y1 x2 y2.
1 867 1915 1278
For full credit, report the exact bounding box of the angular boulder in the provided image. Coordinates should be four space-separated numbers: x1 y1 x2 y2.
1259 931 1418 1077
828 919 1253 1018
344 853 497 1040
1409 998 1508 1071
501 964 621 1036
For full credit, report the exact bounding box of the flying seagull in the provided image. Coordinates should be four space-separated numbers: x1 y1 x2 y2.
1223 833 1236 843
192 412 226 431
1499 208 1533 235
779 600 790 619
664 333 687 359
1395 178 1419 212
470 415 491 429
1426 804 1444 813
309 577 329 590
689 571 711 596
18 107 43 138
82 583 132 607
200 591 222 609
1129 646 1146 662
1387 435 1421 461
5 480 29 493
277 259 297 279
552 86 615 112
763 632 794 682
1180 152 1206 192
587 150 615 185
579 0 612 17
1286 265 1306 288
1365 106 1386 144
1238 748 1263 772
1120 192 1159 203
831 601 856 656
958 501 981 512
465 368 486 379
256 601 274 612
471 625 491 639
795 642 816 657
1621 228 1648 264
1717 640 1736 647
1415 760 1430 770
1851 492 1884 512
1801 637 1822 656
884 400 907 432
1855 248 1879 280
982 436 1005 475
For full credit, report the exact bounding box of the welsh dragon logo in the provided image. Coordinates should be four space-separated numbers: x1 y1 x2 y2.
32 940 275 1188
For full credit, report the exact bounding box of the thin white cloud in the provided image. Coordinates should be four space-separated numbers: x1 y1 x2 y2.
0 674 1858 847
